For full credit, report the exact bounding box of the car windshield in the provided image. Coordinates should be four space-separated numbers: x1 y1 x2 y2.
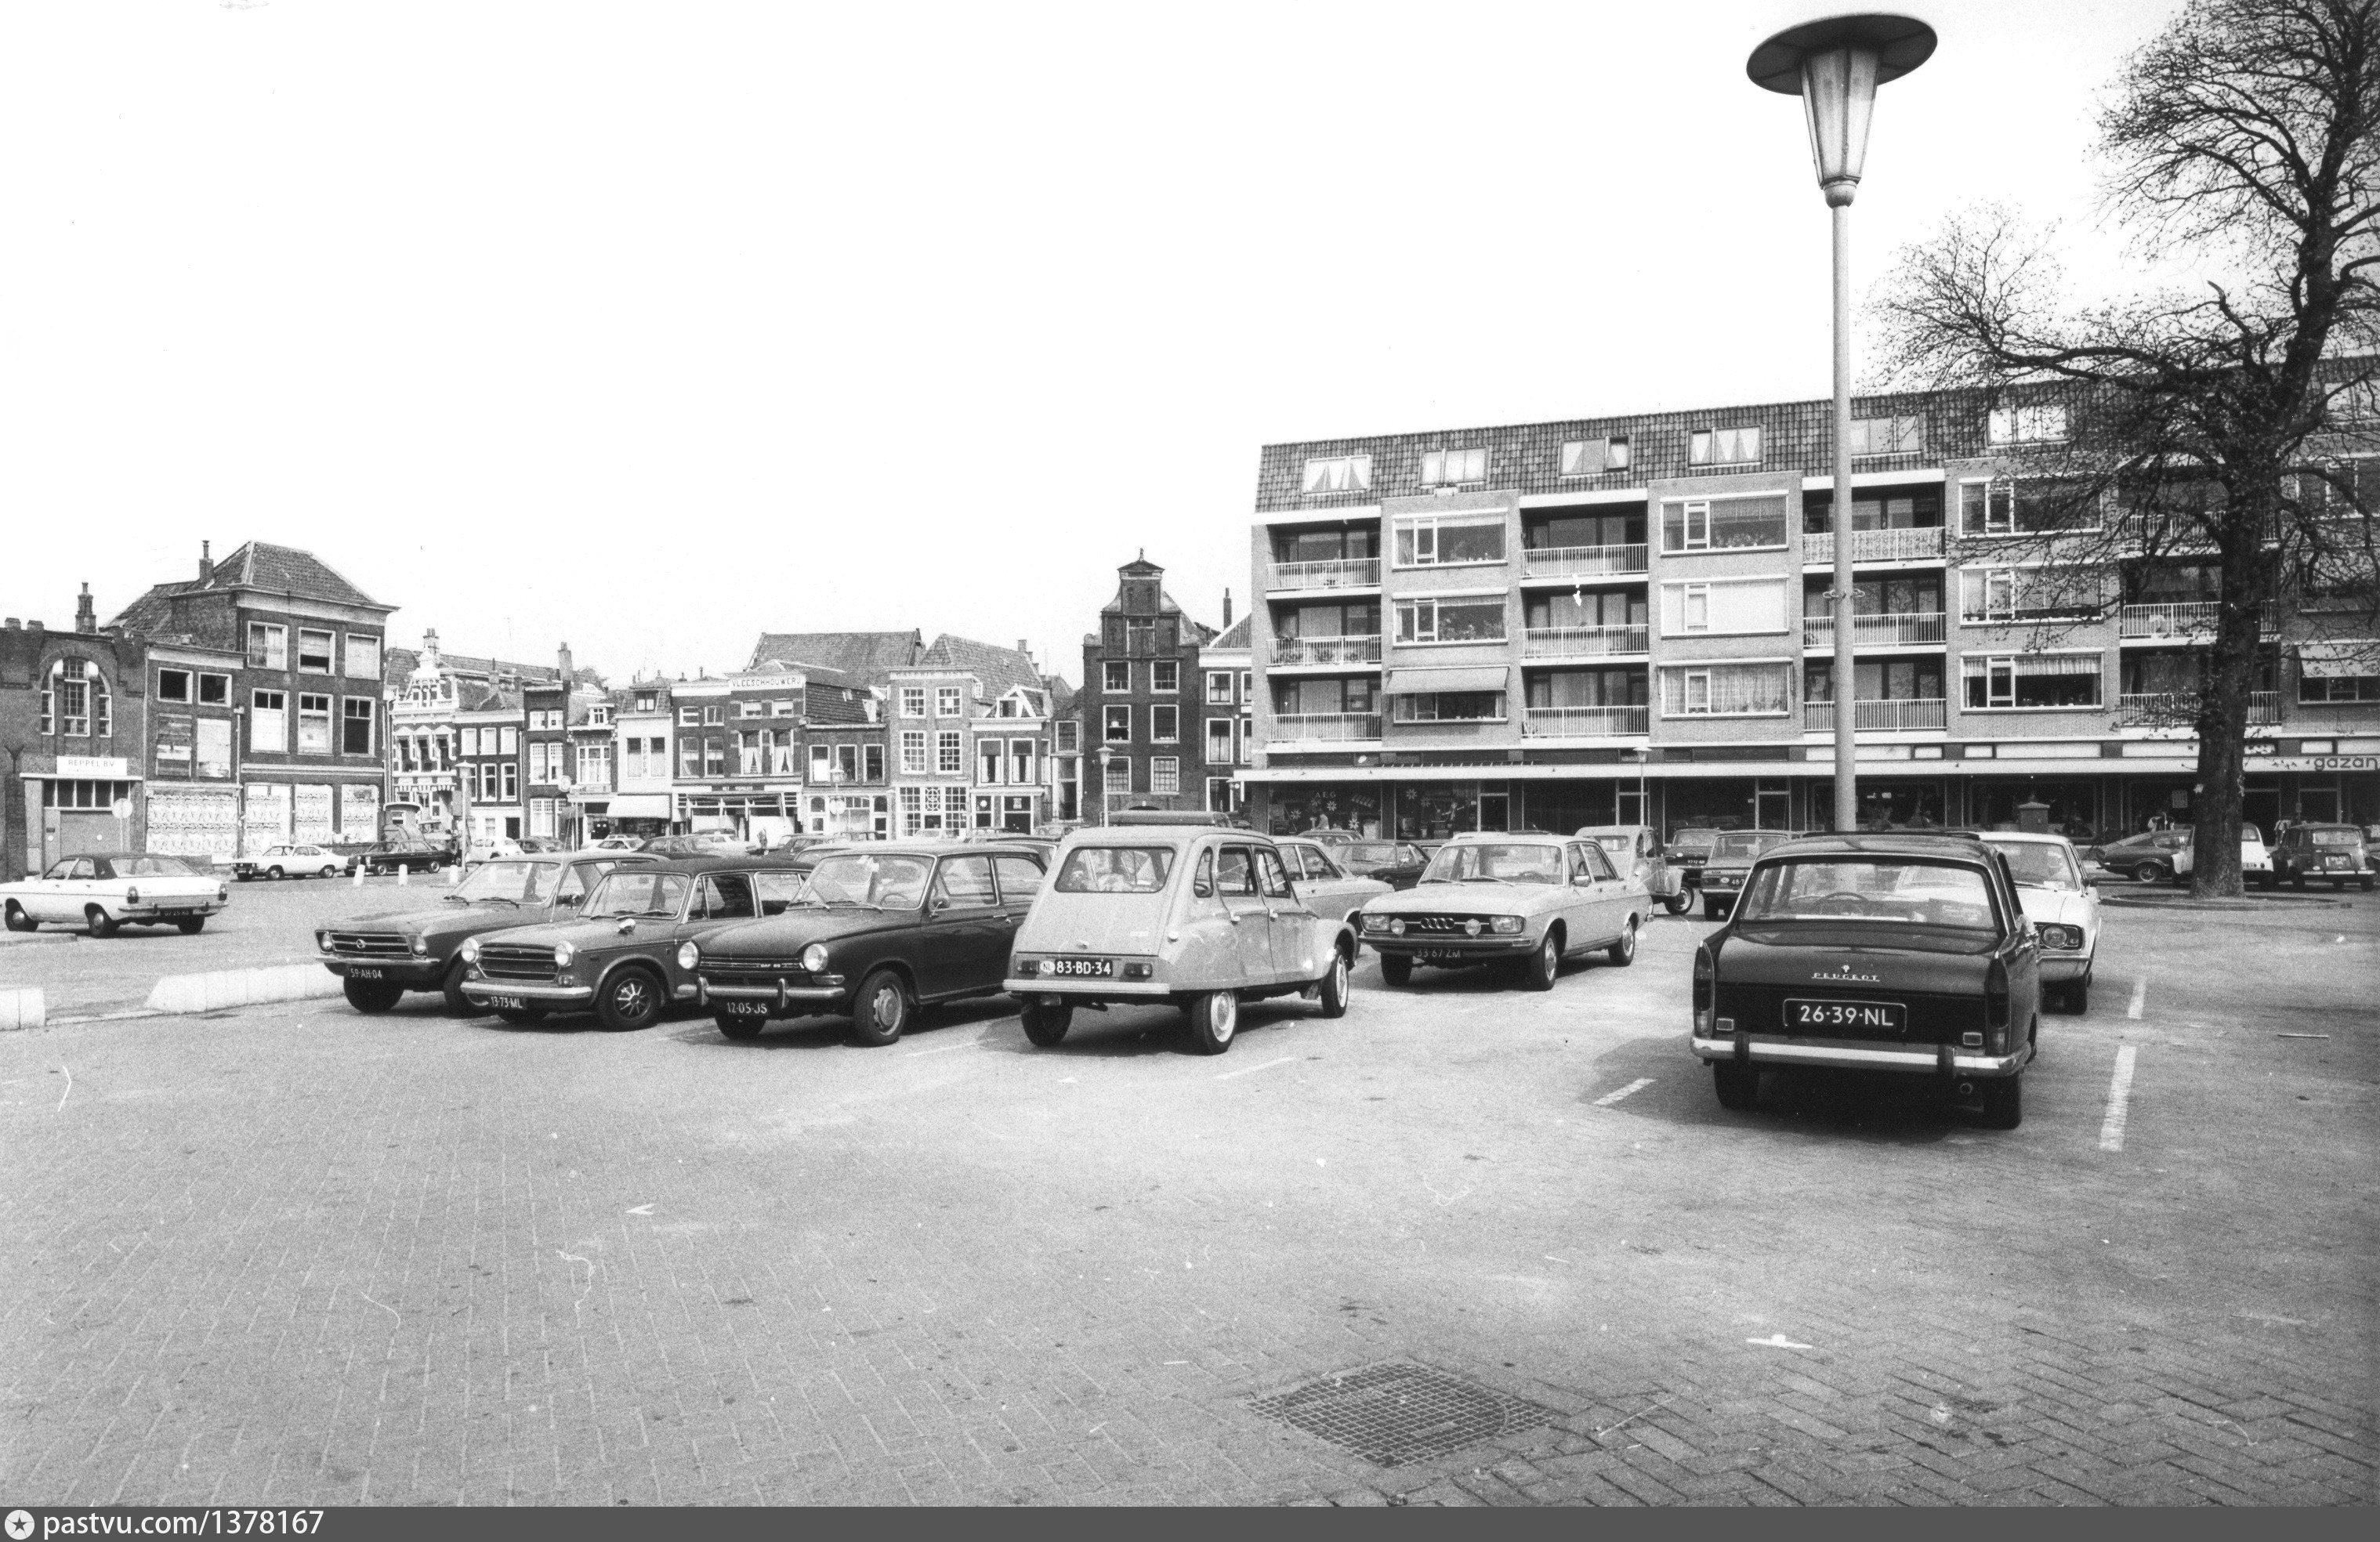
1055 847 1176 893
1672 831 1716 851
1592 835 1635 860
450 861 549 905
116 856 198 877
581 871 690 918
803 854 932 909
1735 858 2000 932
2311 828 2361 845
1421 843 1565 885
1991 842 2083 890
1711 832 1780 862
1339 842 1399 864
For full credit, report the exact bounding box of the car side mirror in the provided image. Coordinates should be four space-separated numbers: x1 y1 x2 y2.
1572 874 1594 887
615 918 636 935
1194 879 1215 899
932 895 951 911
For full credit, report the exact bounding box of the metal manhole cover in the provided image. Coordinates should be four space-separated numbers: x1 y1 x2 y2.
1247 1362 1556 1468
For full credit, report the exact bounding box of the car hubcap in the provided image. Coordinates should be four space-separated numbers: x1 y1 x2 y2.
1212 994 1235 1042
1542 939 1557 972
1621 925 1636 958
875 986 903 1032
1332 957 1347 998
616 979 647 1017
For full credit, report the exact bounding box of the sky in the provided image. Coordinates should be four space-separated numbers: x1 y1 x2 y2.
0 0 2187 688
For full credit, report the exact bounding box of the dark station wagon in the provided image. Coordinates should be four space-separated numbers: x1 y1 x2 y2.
1690 832 2045 1128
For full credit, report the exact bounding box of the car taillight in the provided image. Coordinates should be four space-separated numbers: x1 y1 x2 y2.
1693 945 1714 1033
1984 957 2011 1053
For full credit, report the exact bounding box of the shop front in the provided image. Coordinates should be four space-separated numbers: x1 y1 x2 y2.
596 793 672 842
20 767 143 872
678 791 795 839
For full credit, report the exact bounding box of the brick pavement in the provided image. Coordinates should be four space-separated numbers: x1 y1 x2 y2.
0 900 2371 1506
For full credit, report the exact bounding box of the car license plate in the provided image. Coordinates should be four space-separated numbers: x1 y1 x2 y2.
1048 957 1114 978
350 966 384 980
719 1001 770 1019
1784 998 1906 1033
1415 949 1471 961
490 995 528 1012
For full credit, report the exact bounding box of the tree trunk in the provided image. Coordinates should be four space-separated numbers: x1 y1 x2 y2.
2190 494 2282 899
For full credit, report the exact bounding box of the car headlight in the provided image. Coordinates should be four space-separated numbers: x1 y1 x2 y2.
315 929 329 950
1491 915 1524 935
677 942 700 970
460 939 480 963
553 940 575 968
2040 925 2084 950
1389 918 1405 936
1360 914 1388 934
411 936 430 957
802 943 830 972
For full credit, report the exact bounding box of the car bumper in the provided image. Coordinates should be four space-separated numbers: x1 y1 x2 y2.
2040 954 2092 983
1691 1033 2033 1079
317 954 448 983
120 901 227 920
1360 936 1535 959
1003 979 1178 999
697 978 849 1010
461 980 599 1006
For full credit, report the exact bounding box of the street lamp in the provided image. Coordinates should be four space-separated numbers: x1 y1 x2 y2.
1748 13 1935 833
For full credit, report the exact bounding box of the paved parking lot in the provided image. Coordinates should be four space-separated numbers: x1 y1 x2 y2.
2 898 2372 1506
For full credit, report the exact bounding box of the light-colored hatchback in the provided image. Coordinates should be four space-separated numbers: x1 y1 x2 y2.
1003 819 1363 1055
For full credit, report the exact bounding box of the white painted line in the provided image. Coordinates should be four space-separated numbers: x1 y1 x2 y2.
1746 1334 1813 1350
1594 1077 1655 1107
1214 1055 1298 1081
904 1037 990 1058
0 987 45 1032
2126 978 2147 1019
2099 1044 2139 1153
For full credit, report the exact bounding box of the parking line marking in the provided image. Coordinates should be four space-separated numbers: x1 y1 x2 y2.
2099 1045 2139 1153
2126 978 2147 1019
1594 1077 1655 1107
1214 1055 1298 1081
904 1037 991 1058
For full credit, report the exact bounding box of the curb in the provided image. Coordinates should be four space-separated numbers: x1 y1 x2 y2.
0 987 44 1031
145 965 343 1015
2102 892 2350 911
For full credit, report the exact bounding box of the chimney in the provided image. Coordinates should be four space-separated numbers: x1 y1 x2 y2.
76 584 96 634
197 541 213 584
558 642 574 682
4 618 18 630
1222 588 1233 627
27 618 44 633
422 628 441 672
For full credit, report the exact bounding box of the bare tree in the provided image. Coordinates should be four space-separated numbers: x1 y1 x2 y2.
1871 0 2379 895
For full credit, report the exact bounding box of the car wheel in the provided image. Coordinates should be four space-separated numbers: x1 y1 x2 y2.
2 903 31 933
596 968 662 1031
320 865 339 879
440 959 484 1017
1979 1073 2023 1130
1314 949 1350 1019
1607 918 1639 967
176 918 205 936
2064 979 2089 1014
1378 954 1412 987
1523 930 1562 992
715 1011 765 1041
2131 863 2161 884
1713 1062 1759 1110
84 906 116 939
849 968 911 1047
1184 989 1237 1055
343 977 404 1014
1664 892 1690 916
1020 1003 1072 1046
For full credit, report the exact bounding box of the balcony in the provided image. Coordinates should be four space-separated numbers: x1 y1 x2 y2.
1804 697 1948 732
1802 526 1948 565
2117 691 2280 726
1266 558 1380 592
1521 705 1650 737
1521 543 1649 580
1523 624 1649 659
1271 635 1382 668
1800 612 1948 649
2118 601 2276 639
1271 712 1382 742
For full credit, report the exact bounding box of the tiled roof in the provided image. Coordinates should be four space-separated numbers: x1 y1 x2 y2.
803 689 877 727
746 631 922 686
1207 615 1252 653
920 634 1045 700
382 646 570 690
110 542 386 632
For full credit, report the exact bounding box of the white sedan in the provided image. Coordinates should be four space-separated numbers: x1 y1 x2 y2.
1 852 230 936
1980 831 2101 1013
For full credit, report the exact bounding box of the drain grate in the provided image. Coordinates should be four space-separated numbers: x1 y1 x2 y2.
1247 1362 1556 1468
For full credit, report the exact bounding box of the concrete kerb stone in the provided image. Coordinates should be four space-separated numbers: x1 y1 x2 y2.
0 987 45 1031
145 965 342 1016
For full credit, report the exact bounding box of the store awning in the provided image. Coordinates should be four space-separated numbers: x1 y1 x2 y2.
2296 640 2378 679
604 794 673 819
1384 665 1509 695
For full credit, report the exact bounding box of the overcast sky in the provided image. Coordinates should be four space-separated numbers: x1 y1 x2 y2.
1 0 2184 687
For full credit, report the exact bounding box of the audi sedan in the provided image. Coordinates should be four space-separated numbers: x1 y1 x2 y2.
1353 833 1648 991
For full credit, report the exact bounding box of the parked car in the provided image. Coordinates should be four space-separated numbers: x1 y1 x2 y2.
1578 825 1691 915
2270 823 2375 890
1667 827 1721 890
317 851 660 1015
1331 839 1431 891
581 835 646 852
455 856 811 1029
516 837 566 855
690 842 1051 1046
231 843 343 881
1697 830 1800 919
1 852 230 936
2172 823 2273 885
343 840 451 877
1003 824 1358 1054
1691 831 2041 1128
1980 832 2100 1012
2085 828 2190 882
1353 831 1649 992
2366 825 2380 874
639 831 748 858
1273 836 1393 942
468 838 526 863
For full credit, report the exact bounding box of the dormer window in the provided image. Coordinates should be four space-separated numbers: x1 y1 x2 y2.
1302 454 1372 494
1421 447 1487 487
1689 426 1762 467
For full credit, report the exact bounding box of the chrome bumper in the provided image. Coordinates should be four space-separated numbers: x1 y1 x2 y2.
1691 1034 2032 1079
318 953 442 982
697 979 847 1007
2040 954 2092 983
1002 978 1176 998
461 980 597 1005
1362 937 1533 957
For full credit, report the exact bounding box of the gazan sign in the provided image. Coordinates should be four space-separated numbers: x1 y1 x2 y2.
2254 755 2380 774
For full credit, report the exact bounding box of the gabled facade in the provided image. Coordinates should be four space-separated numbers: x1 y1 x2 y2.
1 588 154 878
1080 556 1218 821
607 676 676 838
384 632 569 848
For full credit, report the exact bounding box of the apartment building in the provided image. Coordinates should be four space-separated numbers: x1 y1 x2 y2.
1244 389 2380 842
1081 556 1219 820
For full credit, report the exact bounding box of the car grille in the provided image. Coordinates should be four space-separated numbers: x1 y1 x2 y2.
1715 984 1984 1042
477 943 558 983
1389 914 1505 937
701 959 814 986
324 931 411 958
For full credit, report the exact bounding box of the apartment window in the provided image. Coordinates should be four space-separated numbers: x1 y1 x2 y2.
739 701 764 719
1559 436 1630 475
1103 754 1133 798
1689 425 1762 466
1421 447 1487 486
55 673 89 737
1056 719 1081 754
936 731 962 774
679 739 701 776
936 686 962 718
1009 740 1034 785
158 668 192 703
1659 578 1786 636
1660 494 1788 553
864 744 886 780
1131 756 1172 797
1207 719 1234 763
587 705 611 727
635 692 658 711
343 634 380 680
1152 661 1179 693
1393 595 1506 645
529 742 549 781
704 739 726 778
1389 691 1506 723
502 762 520 800
1103 705 1132 743
900 730 927 773
1658 663 1790 717
1237 715 1252 762
579 743 611 784
247 623 287 671
498 726 520 755
679 705 701 726
810 743 832 782
1302 454 1373 494
197 673 230 705
298 630 335 673
980 740 1004 783
529 798 557 838
2299 672 2380 703
701 705 724 726
1847 414 1925 457
1963 653 2101 710
1958 478 2100 538
772 700 796 717
1988 403 2069 445
1101 661 1132 694
1150 704 1179 742
342 699 374 755
1393 513 1506 567
1241 671 1252 701
1205 671 1234 705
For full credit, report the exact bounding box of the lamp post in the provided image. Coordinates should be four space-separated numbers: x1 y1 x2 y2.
1748 13 1935 834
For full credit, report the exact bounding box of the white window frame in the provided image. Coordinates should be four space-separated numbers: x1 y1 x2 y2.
1302 454 1372 494
1393 593 1508 646
1150 756 1180 796
1656 661 1792 719
1151 661 1179 694
1959 650 2103 711
936 686 962 718
1559 436 1629 476
158 668 192 703
1205 671 1233 705
342 633 380 680
1103 661 1131 693
1206 718 1234 763
1988 403 2069 445
1103 705 1132 743
1658 575 1786 637
1689 425 1762 466
296 692 333 755
247 623 288 671
936 730 962 774
1392 512 1507 570
899 730 927 773
1420 447 1487 487
297 629 335 674
1150 704 1179 743
900 686 927 718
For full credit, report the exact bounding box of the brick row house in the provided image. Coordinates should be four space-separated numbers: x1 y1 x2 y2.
1081 556 1220 820
0 588 153 878
383 632 576 849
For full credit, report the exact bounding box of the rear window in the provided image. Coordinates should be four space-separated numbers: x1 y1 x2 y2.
1735 857 2001 932
118 856 199 877
1055 847 1176 893
2311 828 2360 845
1340 842 1398 863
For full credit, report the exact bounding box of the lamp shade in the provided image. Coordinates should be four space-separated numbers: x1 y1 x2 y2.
1748 13 1936 207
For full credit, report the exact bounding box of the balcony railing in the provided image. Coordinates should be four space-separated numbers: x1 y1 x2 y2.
1271 712 1382 741
1271 635 1382 667
1802 526 1948 565
1523 624 1650 658
2118 601 2277 639
1266 558 1381 592
1800 611 1948 648
2117 691 2280 726
1521 542 1650 579
1521 705 1650 737
1804 697 1949 732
